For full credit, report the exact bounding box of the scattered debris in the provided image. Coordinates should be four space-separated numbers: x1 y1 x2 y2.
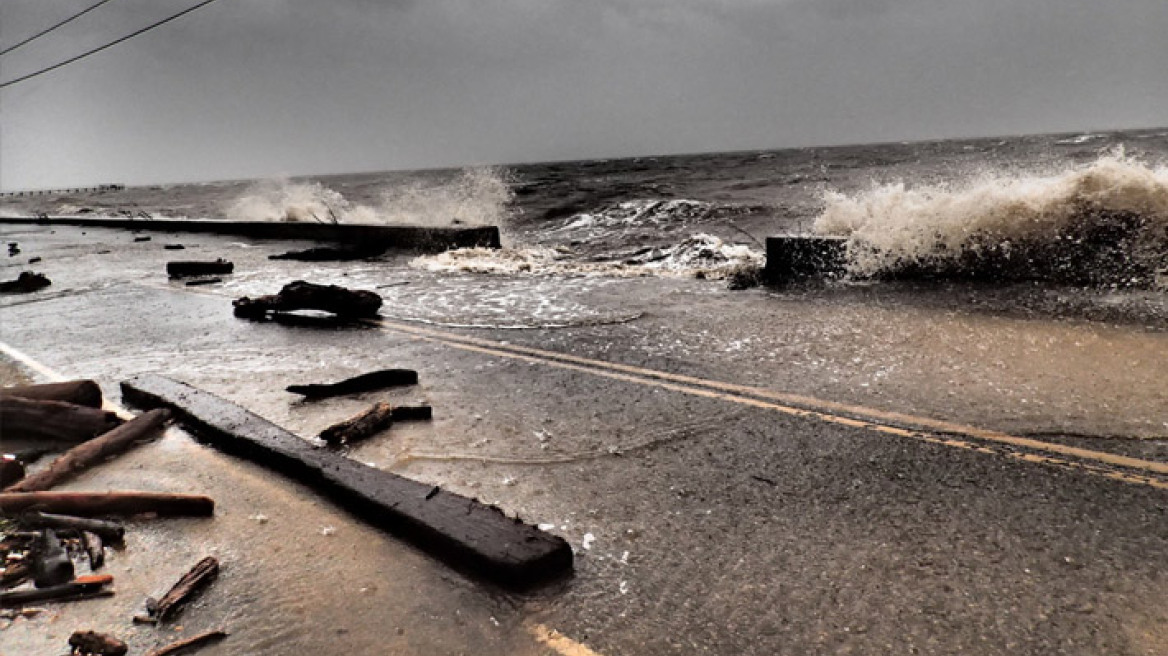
6 409 171 492
0 271 51 293
0 492 215 517
166 259 233 279
134 236 152 243
1 380 105 408
286 369 418 399
17 512 126 544
269 244 386 261
143 629 228 656
7 243 20 256
163 244 185 250
0 574 113 607
68 629 128 656
28 256 42 264
319 402 395 446
0 396 123 443
184 278 221 287
137 556 219 624
233 280 382 319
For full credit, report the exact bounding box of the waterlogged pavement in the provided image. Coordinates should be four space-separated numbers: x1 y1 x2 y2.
2 223 1166 656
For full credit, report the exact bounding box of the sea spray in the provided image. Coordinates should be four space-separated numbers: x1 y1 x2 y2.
814 152 1168 285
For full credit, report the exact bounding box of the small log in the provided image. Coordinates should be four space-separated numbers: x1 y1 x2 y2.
84 532 105 570
319 402 395 446
69 629 128 656
286 369 418 399
0 271 51 293
0 380 103 408
0 574 113 607
0 492 215 517
6 408 171 492
0 456 25 487
233 280 381 319
19 511 125 543
0 396 123 443
141 557 219 623
134 236 153 242
163 244 185 250
144 629 228 656
166 259 233 279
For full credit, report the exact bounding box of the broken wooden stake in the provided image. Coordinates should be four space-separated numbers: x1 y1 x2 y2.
166 259 233 279
286 369 418 399
18 511 126 543
0 492 214 517
6 408 171 492
84 532 105 570
0 396 122 443
69 629 128 656
0 271 51 293
144 629 229 656
0 574 113 607
233 280 381 319
0 380 104 408
140 557 219 623
319 402 395 446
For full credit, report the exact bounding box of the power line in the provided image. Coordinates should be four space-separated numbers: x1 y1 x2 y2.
0 0 224 90
0 0 120 57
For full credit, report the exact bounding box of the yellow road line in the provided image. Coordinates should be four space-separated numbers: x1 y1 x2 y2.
373 318 1168 489
526 622 605 656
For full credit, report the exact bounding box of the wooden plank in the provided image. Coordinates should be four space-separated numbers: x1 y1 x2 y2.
120 374 573 589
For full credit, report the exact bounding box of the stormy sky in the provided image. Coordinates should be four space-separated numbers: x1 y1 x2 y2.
1 0 1165 190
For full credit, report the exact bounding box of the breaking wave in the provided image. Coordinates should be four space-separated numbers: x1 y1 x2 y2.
412 233 763 280
550 199 760 237
224 167 513 227
814 153 1168 286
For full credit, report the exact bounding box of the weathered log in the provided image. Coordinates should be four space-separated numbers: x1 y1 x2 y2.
18 511 125 543
6 409 171 492
233 280 382 319
0 271 51 293
163 244 185 250
0 380 103 408
0 457 24 487
69 629 128 656
141 556 219 623
0 574 113 607
0 492 215 517
286 369 418 399
84 531 105 570
134 236 153 243
0 396 123 443
319 402 395 446
144 630 229 656
121 374 573 589
166 259 233 278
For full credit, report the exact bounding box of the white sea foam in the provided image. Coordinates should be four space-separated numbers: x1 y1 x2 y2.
814 152 1168 281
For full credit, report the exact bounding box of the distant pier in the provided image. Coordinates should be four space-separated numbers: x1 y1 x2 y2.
0 183 125 198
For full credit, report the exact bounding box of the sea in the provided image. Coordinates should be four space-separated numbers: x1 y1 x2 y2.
3 127 1167 294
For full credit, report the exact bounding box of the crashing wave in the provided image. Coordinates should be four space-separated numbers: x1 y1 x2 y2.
552 199 755 236
814 152 1168 286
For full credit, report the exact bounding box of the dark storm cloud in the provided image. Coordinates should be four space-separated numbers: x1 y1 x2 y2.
1 0 1166 189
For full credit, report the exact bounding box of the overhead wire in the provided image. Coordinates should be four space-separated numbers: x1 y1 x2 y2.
0 0 120 57
0 0 225 90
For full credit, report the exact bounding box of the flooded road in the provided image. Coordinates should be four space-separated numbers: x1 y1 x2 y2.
2 223 1166 655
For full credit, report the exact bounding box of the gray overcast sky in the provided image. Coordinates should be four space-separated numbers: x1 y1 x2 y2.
1 0 1166 189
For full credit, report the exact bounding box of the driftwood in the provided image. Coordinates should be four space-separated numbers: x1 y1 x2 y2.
6 409 171 492
0 492 215 517
1 560 31 589
0 396 122 442
167 259 233 278
0 573 113 607
0 271 51 293
286 369 418 399
233 281 382 319
320 403 432 446
18 511 125 543
134 236 152 243
69 629 128 656
84 531 105 570
144 629 228 656
140 557 219 623
0 457 24 487
0 380 103 408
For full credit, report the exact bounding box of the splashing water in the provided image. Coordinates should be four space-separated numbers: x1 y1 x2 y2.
814 152 1168 285
226 179 357 223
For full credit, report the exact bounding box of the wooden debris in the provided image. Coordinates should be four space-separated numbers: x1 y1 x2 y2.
0 574 113 607
6 409 171 492
233 280 382 319
0 271 50 293
269 244 385 261
0 492 215 517
0 560 31 589
143 629 228 656
18 511 126 543
286 369 418 399
163 244 185 250
166 259 233 279
69 629 128 656
0 456 24 488
134 236 152 243
139 557 219 623
121 374 573 589
0 396 122 443
0 379 104 408
84 532 105 570
319 402 395 446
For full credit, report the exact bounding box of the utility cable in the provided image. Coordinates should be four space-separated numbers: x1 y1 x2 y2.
0 0 120 57
0 0 223 90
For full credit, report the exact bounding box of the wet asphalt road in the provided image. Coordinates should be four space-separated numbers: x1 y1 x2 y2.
1 223 1166 656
